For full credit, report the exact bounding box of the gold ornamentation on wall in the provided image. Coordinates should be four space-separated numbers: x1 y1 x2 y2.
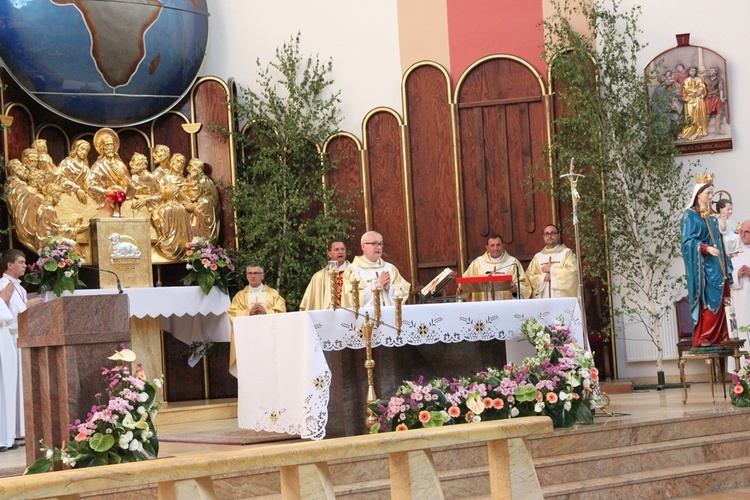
3 128 221 264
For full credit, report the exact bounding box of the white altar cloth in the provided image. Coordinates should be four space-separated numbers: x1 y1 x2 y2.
43 286 232 345
234 313 330 440
233 297 583 440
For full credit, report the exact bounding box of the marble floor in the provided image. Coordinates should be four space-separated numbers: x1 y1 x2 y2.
0 381 744 480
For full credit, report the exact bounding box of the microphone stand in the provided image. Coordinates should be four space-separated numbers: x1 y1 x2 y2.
80 265 124 293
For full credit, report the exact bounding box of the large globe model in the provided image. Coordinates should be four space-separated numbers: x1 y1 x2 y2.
0 0 209 127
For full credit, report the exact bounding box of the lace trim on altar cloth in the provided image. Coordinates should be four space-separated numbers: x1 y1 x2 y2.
249 369 331 441
316 306 581 351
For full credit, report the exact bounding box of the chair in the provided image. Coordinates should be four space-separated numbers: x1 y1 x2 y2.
674 296 694 360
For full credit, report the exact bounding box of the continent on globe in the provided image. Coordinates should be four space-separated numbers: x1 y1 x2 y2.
52 0 162 88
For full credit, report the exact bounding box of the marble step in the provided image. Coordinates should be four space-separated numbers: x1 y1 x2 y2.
541 455 750 499
157 398 237 425
535 430 750 486
526 410 750 458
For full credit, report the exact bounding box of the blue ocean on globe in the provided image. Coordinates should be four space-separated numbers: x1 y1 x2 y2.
0 0 209 126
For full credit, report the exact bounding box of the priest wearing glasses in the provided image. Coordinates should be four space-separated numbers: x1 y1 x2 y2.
342 231 410 307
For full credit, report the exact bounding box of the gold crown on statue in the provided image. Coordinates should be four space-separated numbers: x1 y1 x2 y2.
695 173 714 184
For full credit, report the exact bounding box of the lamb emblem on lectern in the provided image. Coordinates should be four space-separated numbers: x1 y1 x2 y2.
109 233 142 259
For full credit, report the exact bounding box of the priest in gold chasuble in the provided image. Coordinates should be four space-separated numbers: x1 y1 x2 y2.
463 233 531 301
299 239 350 311
526 224 579 299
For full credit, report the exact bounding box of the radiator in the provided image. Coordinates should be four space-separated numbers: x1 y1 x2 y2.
623 309 679 362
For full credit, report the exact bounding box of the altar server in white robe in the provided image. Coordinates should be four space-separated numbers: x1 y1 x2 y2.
730 221 750 371
342 231 410 308
526 224 579 299
299 239 350 311
0 249 43 451
0 284 18 451
463 233 531 301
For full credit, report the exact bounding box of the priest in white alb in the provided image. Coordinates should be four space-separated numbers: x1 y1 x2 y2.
299 239 350 311
731 221 750 369
463 233 531 301
341 231 410 307
526 224 578 299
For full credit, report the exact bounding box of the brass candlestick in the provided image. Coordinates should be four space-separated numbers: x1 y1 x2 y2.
328 262 338 311
350 275 360 319
394 289 403 336
363 313 378 429
372 287 382 327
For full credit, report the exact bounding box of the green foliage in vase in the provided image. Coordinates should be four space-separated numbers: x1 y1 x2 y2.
229 32 354 309
541 0 694 372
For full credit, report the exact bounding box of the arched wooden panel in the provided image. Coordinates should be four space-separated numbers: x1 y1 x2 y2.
324 133 365 256
192 78 235 248
37 125 69 162
403 63 458 287
118 128 151 165
4 103 34 160
150 111 190 164
457 56 550 264
363 109 410 282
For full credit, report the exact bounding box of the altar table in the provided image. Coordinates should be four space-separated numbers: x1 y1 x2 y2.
234 298 583 441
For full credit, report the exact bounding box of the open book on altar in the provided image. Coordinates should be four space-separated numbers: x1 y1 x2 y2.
421 267 456 297
246 291 268 312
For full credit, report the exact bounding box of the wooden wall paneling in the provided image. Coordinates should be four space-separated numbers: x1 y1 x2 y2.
456 56 550 265
458 106 488 262
163 330 205 402
483 104 512 247
118 127 151 164
150 111 190 163
403 63 459 287
323 133 366 254
36 124 69 163
191 78 236 248
4 103 34 160
362 109 410 282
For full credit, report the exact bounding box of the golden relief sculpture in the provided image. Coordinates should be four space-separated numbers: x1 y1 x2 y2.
3 128 221 264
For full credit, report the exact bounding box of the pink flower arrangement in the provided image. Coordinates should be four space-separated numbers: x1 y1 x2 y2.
24 237 85 297
369 317 600 432
731 361 750 407
25 347 162 474
183 237 237 295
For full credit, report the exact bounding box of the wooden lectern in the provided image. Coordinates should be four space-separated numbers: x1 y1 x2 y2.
17 294 130 466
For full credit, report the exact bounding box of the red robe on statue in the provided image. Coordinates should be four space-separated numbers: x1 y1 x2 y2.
693 281 730 347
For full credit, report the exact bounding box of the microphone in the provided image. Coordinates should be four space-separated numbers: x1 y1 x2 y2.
80 265 124 293
486 261 523 300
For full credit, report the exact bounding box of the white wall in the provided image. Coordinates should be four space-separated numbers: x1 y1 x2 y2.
198 0 404 135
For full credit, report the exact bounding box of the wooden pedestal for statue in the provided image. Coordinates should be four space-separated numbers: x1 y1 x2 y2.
17 294 130 466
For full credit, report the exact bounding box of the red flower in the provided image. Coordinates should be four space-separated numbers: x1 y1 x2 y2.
418 410 431 423
465 411 475 423
210 263 218 271
492 398 504 410
536 391 543 402
58 261 66 268
483 397 493 408
186 250 194 256
546 392 559 404
448 406 461 418
590 367 599 382
734 384 744 396
396 423 408 431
